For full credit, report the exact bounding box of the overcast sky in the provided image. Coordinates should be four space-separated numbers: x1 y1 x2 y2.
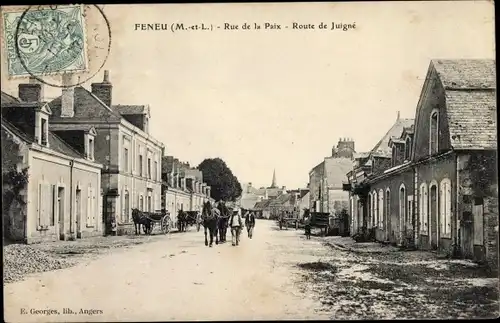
1 1 494 189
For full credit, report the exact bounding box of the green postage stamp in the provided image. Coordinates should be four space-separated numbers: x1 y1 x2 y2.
2 5 88 77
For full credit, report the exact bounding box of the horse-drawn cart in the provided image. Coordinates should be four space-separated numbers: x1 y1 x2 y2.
310 212 330 236
278 212 299 230
148 210 173 234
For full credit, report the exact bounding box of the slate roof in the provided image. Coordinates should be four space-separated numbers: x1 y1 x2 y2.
369 118 414 157
1 91 20 104
48 123 95 132
112 104 150 115
432 59 496 90
324 157 354 189
430 59 497 150
253 199 272 210
49 87 122 121
1 119 83 158
445 90 497 149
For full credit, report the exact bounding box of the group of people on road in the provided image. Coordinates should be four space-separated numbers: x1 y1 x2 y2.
228 207 256 246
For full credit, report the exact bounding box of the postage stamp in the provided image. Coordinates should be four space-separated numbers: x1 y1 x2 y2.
2 5 88 77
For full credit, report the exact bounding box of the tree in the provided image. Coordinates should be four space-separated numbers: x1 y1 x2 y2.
197 158 242 202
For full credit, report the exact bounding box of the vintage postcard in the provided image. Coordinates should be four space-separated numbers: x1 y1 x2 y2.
1 1 497 322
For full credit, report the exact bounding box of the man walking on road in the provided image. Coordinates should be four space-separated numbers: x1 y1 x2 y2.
229 207 243 246
245 211 256 239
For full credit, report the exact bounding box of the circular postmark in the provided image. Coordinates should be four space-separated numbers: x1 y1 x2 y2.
8 4 111 88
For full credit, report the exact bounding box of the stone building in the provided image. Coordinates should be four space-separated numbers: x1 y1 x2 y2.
2 87 103 243
345 59 497 269
309 138 355 215
47 71 165 235
161 156 212 228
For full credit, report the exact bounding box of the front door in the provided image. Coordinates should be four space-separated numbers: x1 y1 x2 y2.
429 185 438 250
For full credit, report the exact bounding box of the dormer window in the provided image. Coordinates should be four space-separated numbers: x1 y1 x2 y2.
40 118 48 146
88 138 94 160
429 110 439 155
405 137 412 161
35 103 52 147
84 127 97 161
391 146 397 167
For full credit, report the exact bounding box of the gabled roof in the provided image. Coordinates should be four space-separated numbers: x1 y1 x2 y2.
432 59 496 90
1 119 83 159
369 117 414 158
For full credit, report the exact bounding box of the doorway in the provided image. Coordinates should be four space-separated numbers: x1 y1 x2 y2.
429 185 438 249
58 187 65 240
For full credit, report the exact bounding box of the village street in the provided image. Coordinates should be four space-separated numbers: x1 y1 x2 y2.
4 220 499 322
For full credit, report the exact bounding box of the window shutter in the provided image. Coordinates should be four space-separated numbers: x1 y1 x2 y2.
446 182 451 234
87 187 91 226
52 185 57 226
91 188 96 227
41 184 48 226
44 184 51 226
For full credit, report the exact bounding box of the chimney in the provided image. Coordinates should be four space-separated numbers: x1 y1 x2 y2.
18 78 43 102
61 73 75 118
91 70 112 107
397 111 400 121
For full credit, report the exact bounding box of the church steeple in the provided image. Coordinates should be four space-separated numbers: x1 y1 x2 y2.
271 169 277 188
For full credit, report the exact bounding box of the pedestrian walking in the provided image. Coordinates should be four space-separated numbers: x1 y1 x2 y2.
229 207 243 246
304 214 312 240
245 211 256 239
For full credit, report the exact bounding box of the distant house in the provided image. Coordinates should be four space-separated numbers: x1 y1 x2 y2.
253 199 272 219
161 156 212 228
346 112 414 239
1 86 103 243
345 59 497 269
309 138 354 215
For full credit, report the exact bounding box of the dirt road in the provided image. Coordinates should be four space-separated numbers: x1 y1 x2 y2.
4 220 330 322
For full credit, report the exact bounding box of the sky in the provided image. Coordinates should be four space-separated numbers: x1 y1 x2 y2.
1 1 495 189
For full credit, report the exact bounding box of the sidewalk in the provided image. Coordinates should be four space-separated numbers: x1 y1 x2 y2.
323 236 400 254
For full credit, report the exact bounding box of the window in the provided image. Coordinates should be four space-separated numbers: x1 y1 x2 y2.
147 158 152 179
124 190 130 222
405 138 411 161
139 155 143 177
430 110 439 155
154 161 158 181
419 183 429 235
41 118 48 146
439 178 452 237
399 185 406 232
392 146 397 167
378 189 384 229
123 148 129 173
86 187 96 227
88 138 94 160
373 191 378 227
385 189 390 230
139 195 144 211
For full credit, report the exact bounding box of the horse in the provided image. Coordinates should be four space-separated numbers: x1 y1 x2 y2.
177 210 188 232
201 201 220 247
217 201 230 243
131 208 152 235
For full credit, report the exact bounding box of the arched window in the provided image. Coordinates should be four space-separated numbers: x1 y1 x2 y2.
385 189 390 231
430 110 439 155
373 191 379 227
378 189 384 229
405 138 412 161
419 183 428 235
399 184 406 233
439 178 452 237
